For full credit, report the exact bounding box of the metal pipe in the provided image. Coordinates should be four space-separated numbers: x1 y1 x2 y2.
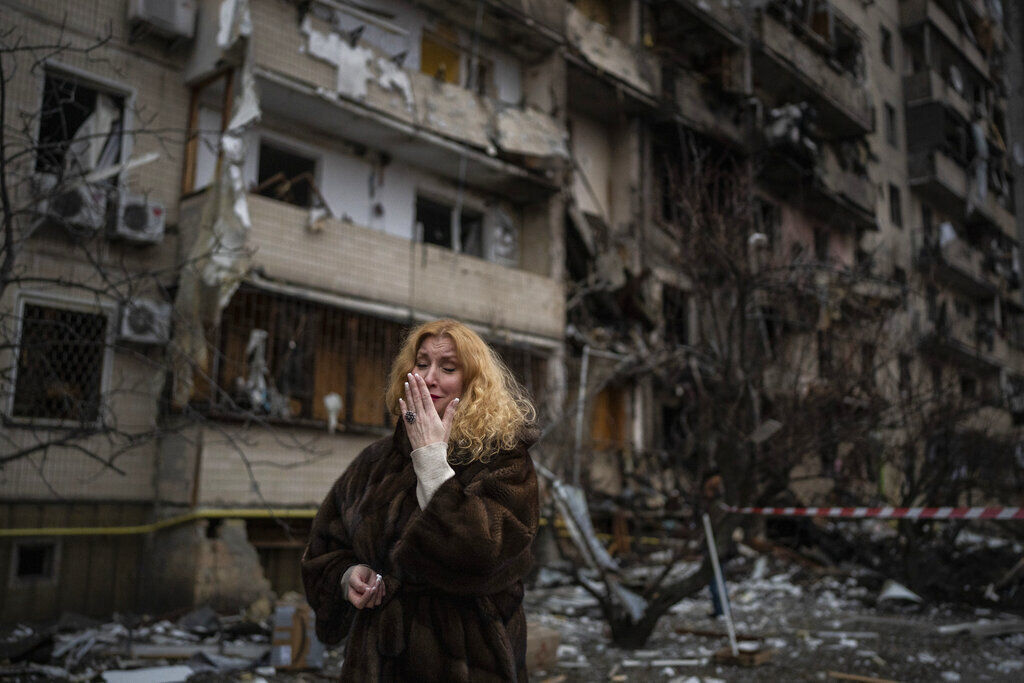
703 512 738 657
572 344 591 487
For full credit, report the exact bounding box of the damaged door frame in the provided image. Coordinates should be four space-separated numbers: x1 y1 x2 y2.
181 68 235 196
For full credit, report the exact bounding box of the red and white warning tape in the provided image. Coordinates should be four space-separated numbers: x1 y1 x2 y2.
723 505 1024 520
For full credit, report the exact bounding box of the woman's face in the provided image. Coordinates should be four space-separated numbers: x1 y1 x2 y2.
413 334 464 416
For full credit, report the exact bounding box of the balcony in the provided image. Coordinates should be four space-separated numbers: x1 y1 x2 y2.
668 69 745 148
914 233 999 299
236 194 565 340
656 0 743 47
565 4 660 116
760 142 877 231
907 150 1015 239
918 311 1003 374
903 70 972 123
412 0 566 57
755 11 872 137
900 0 992 83
242 0 566 202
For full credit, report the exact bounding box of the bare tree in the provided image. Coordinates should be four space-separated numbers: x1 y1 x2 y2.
0 23 326 507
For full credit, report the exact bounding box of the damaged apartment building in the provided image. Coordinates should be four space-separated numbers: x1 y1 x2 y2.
3 0 1024 622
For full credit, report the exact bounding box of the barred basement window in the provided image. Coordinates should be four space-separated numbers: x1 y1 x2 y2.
12 303 109 422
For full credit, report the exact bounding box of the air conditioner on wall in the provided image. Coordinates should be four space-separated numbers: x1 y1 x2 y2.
109 190 166 244
119 298 172 345
33 173 109 232
127 0 196 40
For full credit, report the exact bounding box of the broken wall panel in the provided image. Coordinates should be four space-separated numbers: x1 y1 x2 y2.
238 195 564 339
0 503 149 624
565 4 658 98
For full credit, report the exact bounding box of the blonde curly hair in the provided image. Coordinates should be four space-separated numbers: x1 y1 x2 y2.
385 319 535 463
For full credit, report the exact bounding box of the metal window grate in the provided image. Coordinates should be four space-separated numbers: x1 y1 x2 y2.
213 289 408 429
212 288 549 429
12 304 108 422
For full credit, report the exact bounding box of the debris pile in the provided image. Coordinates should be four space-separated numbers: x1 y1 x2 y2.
525 528 1024 682
0 595 333 682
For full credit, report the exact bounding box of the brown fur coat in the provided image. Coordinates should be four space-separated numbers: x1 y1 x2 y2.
302 422 539 681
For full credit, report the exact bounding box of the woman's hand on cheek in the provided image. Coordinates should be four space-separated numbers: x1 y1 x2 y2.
399 372 458 451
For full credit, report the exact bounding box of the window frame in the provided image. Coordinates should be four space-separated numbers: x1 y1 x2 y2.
251 131 324 209
880 25 893 68
889 183 903 228
8 539 62 589
884 101 899 148
5 292 117 429
413 189 490 258
34 62 135 186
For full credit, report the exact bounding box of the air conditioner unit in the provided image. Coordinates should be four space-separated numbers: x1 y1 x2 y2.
109 190 166 244
119 298 172 345
33 173 108 232
127 0 196 40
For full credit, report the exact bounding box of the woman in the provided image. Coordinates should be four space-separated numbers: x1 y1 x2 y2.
302 319 539 681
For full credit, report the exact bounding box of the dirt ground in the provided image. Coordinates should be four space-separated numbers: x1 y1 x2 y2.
522 552 1024 683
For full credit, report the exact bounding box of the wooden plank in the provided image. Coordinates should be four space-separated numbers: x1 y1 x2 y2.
826 672 900 683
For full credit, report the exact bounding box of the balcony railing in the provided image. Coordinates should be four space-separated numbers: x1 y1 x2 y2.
566 5 659 100
239 194 565 340
900 0 992 82
903 70 972 122
914 232 999 298
756 12 872 137
907 150 1015 238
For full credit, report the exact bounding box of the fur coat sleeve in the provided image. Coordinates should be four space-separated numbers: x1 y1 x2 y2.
391 440 538 597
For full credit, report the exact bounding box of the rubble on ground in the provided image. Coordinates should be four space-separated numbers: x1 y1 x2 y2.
4 527 1024 681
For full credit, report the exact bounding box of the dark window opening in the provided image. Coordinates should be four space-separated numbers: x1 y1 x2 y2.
961 374 977 398
662 284 689 346
880 26 893 67
416 196 452 248
931 364 943 395
14 542 56 581
889 184 903 227
415 195 484 257
36 73 124 179
256 143 317 208
884 102 898 147
13 304 107 422
755 197 779 246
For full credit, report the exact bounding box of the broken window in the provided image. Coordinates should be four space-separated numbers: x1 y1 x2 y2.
415 195 485 258
662 284 689 346
420 26 460 84
889 184 903 227
884 102 899 148
36 72 125 180
11 541 58 585
880 25 893 68
255 142 318 208
12 303 109 423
